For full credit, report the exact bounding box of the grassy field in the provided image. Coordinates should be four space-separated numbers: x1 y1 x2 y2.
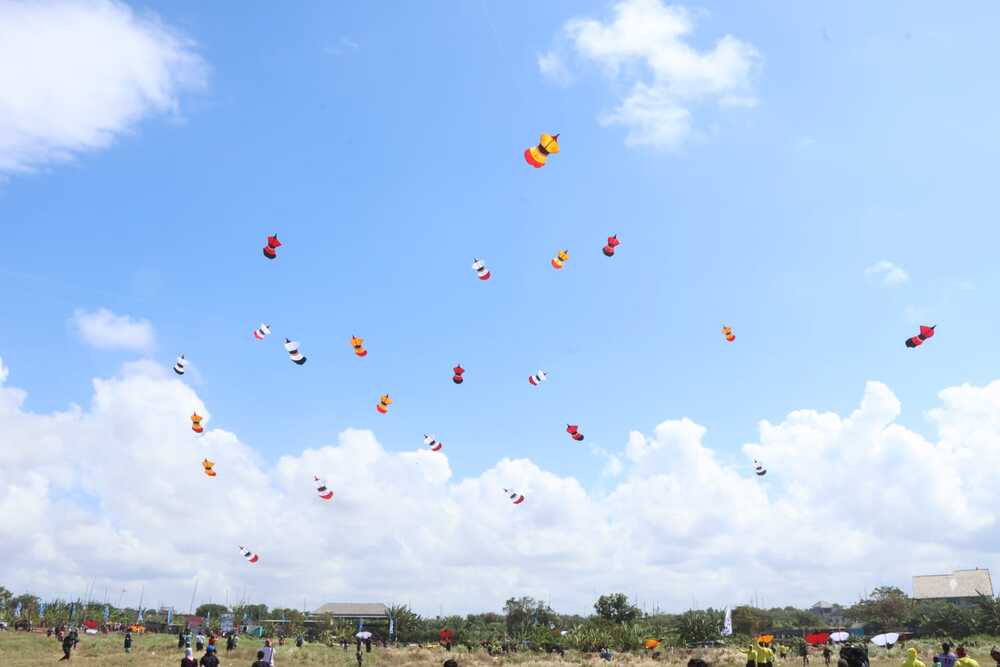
2 632 999 667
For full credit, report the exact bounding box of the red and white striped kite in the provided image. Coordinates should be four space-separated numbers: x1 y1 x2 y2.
528 370 547 386
314 476 333 501
239 545 260 564
253 324 271 340
423 434 443 452
472 258 491 281
504 488 525 505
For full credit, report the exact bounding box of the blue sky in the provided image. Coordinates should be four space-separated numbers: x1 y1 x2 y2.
3 0 1000 613
4 0 996 484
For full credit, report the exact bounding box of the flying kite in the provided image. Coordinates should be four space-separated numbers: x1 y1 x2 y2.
376 394 392 414
314 476 333 501
754 460 767 476
191 413 204 434
528 371 547 386
722 326 735 342
202 458 216 477
263 234 281 260
566 424 584 442
351 336 368 357
551 250 569 270
253 324 271 340
603 235 620 257
284 339 307 365
423 434 443 452
239 545 260 564
452 365 465 384
472 258 491 281
524 133 560 168
905 325 936 348
504 488 525 505
173 355 187 375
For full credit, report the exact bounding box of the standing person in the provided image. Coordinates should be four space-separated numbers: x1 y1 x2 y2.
199 644 219 667
956 647 980 667
261 638 276 666
365 637 372 653
250 650 269 667
939 644 958 667
748 644 760 667
196 631 206 651
757 642 776 667
903 648 926 667
124 630 132 653
989 647 1000 667
824 646 832 666
356 650 363 666
181 647 197 667
226 633 236 653
59 631 74 661
178 629 186 649
800 643 810 666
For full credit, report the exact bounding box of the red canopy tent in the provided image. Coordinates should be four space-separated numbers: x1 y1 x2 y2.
805 632 830 645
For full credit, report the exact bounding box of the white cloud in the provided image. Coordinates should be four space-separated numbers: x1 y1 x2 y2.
537 51 572 86
540 0 760 149
71 308 155 351
865 260 910 287
0 0 207 176
5 357 1000 614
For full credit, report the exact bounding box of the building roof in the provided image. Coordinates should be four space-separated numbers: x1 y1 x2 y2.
913 569 993 599
312 603 388 617
811 601 835 609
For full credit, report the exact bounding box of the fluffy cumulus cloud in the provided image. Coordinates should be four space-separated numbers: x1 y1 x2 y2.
539 0 760 149
71 308 155 351
3 358 1000 615
0 0 206 175
865 260 910 287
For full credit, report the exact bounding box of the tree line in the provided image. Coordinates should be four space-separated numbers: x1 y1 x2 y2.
5 585 1000 650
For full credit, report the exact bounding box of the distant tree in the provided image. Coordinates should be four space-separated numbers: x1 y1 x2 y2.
910 600 978 638
504 597 557 638
846 586 911 632
387 604 422 642
195 603 229 619
975 594 1000 635
732 605 774 635
594 593 640 624
674 609 723 644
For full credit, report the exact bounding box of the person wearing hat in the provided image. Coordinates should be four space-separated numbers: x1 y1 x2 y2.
199 644 220 667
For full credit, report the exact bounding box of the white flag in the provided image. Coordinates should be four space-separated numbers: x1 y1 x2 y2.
722 607 733 636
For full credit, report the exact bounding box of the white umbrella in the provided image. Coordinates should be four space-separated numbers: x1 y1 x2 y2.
830 632 850 642
355 631 373 640
870 633 899 647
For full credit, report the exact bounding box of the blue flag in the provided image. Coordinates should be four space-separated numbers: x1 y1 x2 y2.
389 617 394 638
103 605 110 622
206 611 211 625
14 602 21 618
137 607 144 623
167 608 173 625
69 603 75 621
39 602 46 619
358 617 364 631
